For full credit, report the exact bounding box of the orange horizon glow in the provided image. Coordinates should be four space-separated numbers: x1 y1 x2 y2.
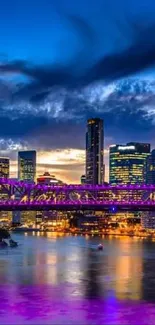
9 148 109 183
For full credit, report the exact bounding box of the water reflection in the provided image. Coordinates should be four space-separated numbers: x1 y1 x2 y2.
111 237 142 300
84 248 104 298
0 233 155 324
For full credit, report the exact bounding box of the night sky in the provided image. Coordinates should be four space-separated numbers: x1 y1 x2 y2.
0 0 155 183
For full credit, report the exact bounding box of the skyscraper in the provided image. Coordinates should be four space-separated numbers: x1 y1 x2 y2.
86 118 104 184
109 142 150 185
146 149 155 184
18 151 36 183
0 158 10 223
0 157 9 178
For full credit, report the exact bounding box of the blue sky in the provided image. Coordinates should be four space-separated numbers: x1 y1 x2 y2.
0 0 155 182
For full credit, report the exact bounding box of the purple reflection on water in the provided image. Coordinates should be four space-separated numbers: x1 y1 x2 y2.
0 285 154 325
0 233 155 324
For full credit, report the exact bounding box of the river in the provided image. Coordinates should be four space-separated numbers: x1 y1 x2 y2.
0 232 155 324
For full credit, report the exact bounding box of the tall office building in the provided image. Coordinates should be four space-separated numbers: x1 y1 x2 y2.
86 118 104 184
146 149 155 184
17 152 36 226
18 150 36 183
0 158 10 223
0 157 9 178
109 142 150 185
142 149 155 229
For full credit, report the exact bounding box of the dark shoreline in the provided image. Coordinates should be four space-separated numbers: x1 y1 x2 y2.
11 228 153 239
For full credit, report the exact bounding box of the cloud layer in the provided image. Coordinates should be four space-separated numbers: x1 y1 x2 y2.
0 77 154 183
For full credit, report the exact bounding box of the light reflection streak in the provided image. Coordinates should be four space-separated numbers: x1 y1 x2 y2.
107 237 142 300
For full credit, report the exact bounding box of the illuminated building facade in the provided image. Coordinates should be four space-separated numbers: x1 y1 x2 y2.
109 143 150 185
17 151 36 225
144 150 155 228
37 172 63 185
78 215 100 231
146 149 155 184
141 212 155 229
0 157 9 178
0 158 10 222
81 175 86 184
37 172 65 225
86 118 104 184
18 150 36 183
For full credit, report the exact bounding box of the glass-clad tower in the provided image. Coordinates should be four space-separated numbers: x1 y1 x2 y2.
109 143 150 185
0 158 9 178
146 149 155 184
18 151 36 183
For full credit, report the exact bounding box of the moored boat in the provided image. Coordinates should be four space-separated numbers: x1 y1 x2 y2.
97 243 103 250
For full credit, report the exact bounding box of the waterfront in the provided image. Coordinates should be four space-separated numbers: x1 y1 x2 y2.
0 233 155 324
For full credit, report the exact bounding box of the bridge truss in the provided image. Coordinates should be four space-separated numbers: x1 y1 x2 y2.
0 179 155 210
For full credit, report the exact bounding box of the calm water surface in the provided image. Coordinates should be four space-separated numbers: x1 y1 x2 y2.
0 233 155 324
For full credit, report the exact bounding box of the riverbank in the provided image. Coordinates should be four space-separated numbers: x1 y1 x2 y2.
11 228 155 239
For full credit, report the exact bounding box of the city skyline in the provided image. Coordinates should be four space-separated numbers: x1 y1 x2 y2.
1 1 155 183
1 135 155 184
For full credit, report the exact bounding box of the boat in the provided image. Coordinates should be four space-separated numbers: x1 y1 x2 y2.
97 244 103 250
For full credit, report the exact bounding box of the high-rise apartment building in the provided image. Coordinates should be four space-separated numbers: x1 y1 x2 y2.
146 149 155 184
109 142 150 185
18 150 36 183
0 157 9 178
86 118 104 184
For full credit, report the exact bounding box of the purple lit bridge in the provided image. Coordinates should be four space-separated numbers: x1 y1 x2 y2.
0 179 155 211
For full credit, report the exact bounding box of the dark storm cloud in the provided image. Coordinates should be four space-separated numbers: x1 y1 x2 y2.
1 22 155 96
0 116 48 137
0 6 155 155
24 121 86 150
0 14 96 98
104 108 153 141
0 60 72 87
0 116 85 150
0 77 155 149
67 14 96 48
30 91 51 103
0 87 154 152
88 24 155 82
